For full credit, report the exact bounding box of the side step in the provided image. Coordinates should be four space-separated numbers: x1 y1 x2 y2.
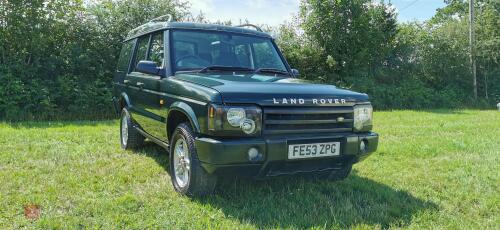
134 126 170 151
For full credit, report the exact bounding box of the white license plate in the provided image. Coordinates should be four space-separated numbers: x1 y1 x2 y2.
288 142 340 159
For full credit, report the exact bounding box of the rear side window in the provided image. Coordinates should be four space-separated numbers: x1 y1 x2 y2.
132 35 150 72
117 40 134 72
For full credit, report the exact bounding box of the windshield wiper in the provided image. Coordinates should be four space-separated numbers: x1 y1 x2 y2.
198 66 255 73
195 66 291 77
254 68 290 76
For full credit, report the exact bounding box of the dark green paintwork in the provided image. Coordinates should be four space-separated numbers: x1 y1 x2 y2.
112 22 378 178
172 73 369 105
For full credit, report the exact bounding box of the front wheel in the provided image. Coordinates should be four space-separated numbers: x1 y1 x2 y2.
169 123 217 196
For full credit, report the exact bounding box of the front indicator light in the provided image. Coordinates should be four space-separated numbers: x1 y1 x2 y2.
209 106 215 118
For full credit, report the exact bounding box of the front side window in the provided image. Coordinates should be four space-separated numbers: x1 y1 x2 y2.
132 35 149 72
172 30 287 72
149 32 164 67
253 42 284 69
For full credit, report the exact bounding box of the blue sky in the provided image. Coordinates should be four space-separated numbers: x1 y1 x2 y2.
188 0 447 26
391 0 446 22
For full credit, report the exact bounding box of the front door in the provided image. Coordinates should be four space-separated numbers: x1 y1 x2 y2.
126 31 168 141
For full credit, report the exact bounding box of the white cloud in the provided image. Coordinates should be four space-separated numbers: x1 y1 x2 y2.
245 0 267 8
187 0 300 26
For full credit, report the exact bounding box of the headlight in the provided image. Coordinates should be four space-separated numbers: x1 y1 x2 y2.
227 108 246 127
353 104 373 132
208 104 262 136
240 119 256 134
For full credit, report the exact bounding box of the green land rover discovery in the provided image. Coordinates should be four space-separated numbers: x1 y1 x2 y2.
112 15 378 196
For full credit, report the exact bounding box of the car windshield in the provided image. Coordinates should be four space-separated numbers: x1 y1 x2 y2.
172 30 288 73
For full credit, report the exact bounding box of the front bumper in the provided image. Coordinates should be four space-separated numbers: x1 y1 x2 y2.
195 132 378 178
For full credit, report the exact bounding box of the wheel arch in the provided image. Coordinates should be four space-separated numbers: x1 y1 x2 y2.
118 92 132 110
166 101 201 141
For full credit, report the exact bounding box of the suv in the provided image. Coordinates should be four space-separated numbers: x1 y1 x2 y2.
112 15 378 196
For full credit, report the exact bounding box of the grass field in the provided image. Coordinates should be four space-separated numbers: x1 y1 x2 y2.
0 110 498 229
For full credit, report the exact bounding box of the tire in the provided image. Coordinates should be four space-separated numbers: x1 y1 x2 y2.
120 108 144 150
169 123 217 196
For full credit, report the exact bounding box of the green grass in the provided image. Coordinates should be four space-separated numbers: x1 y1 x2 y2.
0 110 499 229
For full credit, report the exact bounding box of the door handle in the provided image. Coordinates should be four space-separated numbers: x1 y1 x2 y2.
136 82 145 88
123 79 130 84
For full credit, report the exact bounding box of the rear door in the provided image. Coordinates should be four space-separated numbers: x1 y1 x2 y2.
113 39 135 110
126 31 167 141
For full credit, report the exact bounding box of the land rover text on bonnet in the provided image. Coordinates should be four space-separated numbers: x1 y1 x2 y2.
112 15 379 196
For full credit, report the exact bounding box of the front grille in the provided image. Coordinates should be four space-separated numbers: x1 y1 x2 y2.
263 106 354 135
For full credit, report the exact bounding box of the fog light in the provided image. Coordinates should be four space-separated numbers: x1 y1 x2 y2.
248 147 262 162
360 139 368 153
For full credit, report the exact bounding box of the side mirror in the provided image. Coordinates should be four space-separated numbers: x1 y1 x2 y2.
136 60 161 75
291 68 300 77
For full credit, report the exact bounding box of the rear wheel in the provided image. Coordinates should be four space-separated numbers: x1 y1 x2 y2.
169 123 217 196
120 108 144 150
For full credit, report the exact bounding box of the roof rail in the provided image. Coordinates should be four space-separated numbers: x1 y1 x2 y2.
236 24 263 32
149 14 173 23
126 14 173 39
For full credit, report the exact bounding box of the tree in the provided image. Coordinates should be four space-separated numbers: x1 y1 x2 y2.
299 0 397 84
431 0 500 100
0 0 188 120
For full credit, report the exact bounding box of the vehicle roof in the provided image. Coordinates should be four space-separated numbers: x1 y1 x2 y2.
125 22 272 41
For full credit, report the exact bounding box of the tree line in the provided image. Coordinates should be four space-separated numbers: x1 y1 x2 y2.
278 0 498 109
0 0 498 120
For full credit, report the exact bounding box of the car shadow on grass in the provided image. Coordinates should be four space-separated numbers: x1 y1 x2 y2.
139 142 438 229
137 141 170 172
203 175 437 229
